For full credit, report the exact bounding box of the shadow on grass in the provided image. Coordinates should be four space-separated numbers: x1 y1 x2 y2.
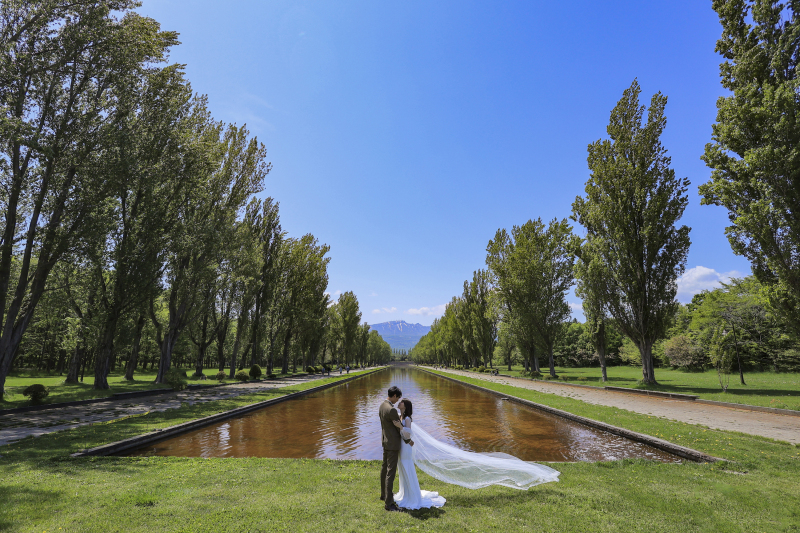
0 484 62 528
445 486 565 507
403 507 446 520
632 382 800 398
1 388 289 464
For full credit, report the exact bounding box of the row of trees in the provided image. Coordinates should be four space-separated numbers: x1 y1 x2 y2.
0 2 391 395
413 1 800 384
411 81 690 384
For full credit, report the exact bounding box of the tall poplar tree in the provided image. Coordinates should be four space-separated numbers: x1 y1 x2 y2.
0 1 177 394
700 0 800 335
486 218 577 377
572 80 690 384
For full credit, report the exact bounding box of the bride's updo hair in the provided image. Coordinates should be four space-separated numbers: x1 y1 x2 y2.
400 398 413 419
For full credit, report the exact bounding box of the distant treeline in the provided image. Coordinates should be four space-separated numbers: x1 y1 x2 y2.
412 2 800 385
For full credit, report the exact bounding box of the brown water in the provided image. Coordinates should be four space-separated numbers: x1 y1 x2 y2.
127 367 679 462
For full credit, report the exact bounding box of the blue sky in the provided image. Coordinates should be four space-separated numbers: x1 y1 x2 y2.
139 0 751 326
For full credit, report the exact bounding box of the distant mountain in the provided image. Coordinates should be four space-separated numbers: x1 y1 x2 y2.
370 320 431 351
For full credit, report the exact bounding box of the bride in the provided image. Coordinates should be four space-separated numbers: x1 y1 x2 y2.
393 399 446 509
392 398 560 509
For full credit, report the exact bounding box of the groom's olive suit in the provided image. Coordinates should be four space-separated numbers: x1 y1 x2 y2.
379 399 408 508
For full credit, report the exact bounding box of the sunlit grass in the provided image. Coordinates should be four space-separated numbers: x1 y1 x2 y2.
465 365 800 410
1 367 313 409
0 368 797 532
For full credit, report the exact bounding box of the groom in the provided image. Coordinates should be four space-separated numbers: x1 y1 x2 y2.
379 385 413 512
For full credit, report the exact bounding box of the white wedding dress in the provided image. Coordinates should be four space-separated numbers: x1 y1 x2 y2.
395 412 560 495
394 416 447 510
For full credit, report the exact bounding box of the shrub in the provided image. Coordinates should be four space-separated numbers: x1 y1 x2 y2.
267 373 277 380
543 374 557 380
477 366 486 373
530 371 542 379
306 366 316 374
577 376 588 382
664 335 707 370
22 384 49 403
235 370 249 381
249 364 262 379
164 368 187 391
619 337 642 366
214 371 226 381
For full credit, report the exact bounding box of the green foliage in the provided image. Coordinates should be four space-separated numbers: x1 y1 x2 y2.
572 79 690 383
663 335 707 370
619 337 642 366
22 384 49 403
234 370 249 382
163 368 187 391
701 1 800 336
214 371 227 381
249 364 262 379
306 366 316 374
486 218 579 376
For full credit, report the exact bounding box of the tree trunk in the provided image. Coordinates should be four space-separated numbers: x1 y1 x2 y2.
56 349 66 374
731 323 746 385
547 343 556 377
597 319 608 382
230 322 243 378
93 313 120 390
66 345 84 384
281 317 293 375
529 344 540 373
124 314 146 381
193 311 211 377
640 341 657 383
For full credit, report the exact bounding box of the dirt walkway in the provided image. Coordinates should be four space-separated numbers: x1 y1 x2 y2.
435 368 800 444
0 374 329 447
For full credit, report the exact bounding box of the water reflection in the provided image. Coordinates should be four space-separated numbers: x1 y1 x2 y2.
127 367 679 462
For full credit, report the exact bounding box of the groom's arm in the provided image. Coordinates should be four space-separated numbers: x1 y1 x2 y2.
389 410 414 446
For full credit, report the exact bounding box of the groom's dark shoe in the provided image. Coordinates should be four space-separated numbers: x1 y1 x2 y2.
385 503 401 512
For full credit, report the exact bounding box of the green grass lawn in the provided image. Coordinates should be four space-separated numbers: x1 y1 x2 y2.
0 368 312 409
465 364 800 411
0 367 798 532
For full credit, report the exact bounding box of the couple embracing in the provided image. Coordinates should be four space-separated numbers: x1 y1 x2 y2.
378 384 561 512
379 386 445 511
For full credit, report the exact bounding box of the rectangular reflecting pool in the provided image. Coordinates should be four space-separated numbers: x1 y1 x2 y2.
126 366 680 462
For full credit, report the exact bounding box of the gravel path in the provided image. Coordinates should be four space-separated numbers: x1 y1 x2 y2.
435 368 800 444
0 374 329 447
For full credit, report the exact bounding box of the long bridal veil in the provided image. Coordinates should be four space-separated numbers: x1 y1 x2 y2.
411 423 560 490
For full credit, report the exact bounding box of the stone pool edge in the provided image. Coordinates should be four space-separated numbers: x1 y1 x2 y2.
420 368 724 464
70 367 386 458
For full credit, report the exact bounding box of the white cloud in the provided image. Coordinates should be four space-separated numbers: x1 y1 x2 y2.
324 289 342 298
372 307 398 314
370 291 378 297
569 302 583 312
372 309 381 314
677 266 745 303
407 304 447 317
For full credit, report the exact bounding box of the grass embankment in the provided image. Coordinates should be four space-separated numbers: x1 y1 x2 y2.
474 365 800 411
0 368 310 409
1 366 798 531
